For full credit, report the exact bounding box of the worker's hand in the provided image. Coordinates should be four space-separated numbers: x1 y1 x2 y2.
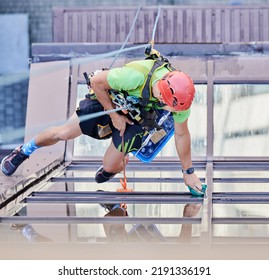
183 173 203 195
183 203 202 217
110 113 133 137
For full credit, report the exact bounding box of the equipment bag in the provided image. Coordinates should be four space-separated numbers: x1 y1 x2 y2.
133 109 174 163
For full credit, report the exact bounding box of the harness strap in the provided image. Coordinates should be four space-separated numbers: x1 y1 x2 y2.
123 54 177 108
140 60 169 106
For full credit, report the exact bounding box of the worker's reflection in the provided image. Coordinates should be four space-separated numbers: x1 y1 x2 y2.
101 202 202 242
9 203 202 243
102 204 129 242
178 203 202 242
10 223 52 242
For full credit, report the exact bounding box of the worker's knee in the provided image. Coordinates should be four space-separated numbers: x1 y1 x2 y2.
54 119 82 141
48 125 75 141
56 127 75 141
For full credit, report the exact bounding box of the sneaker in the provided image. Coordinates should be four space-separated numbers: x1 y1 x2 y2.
11 224 52 242
95 166 116 183
103 208 128 242
1 146 29 176
97 190 121 212
101 202 121 212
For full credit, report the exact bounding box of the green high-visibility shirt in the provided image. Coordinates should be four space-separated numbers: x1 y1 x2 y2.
107 59 191 124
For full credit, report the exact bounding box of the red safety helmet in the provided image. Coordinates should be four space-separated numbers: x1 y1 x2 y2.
158 70 195 111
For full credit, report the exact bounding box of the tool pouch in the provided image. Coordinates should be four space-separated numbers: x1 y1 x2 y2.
76 97 112 140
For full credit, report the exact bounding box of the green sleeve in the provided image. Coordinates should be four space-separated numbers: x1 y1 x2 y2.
172 108 191 123
107 67 145 91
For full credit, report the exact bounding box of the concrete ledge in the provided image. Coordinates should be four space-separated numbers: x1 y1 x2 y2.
31 42 269 63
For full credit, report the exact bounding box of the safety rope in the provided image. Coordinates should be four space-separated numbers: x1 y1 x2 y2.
117 136 133 208
120 136 127 190
114 5 162 195
151 4 162 44
109 5 142 69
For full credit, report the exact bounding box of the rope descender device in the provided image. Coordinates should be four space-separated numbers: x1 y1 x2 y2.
145 40 160 58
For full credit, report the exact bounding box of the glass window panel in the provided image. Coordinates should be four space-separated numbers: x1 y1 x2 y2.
213 224 269 238
214 170 269 178
214 84 269 156
213 182 269 193
213 204 269 218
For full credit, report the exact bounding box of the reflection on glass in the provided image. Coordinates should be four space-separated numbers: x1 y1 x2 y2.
213 224 269 238
74 181 203 241
6 202 202 243
74 84 207 158
100 202 202 243
214 170 269 178
178 203 202 243
213 182 269 193
214 84 269 156
10 223 52 242
213 204 269 218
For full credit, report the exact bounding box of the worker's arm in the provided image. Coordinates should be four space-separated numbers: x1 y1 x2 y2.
90 71 133 136
174 119 202 193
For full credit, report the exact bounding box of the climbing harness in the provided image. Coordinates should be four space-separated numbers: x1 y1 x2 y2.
108 43 176 130
83 41 176 162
